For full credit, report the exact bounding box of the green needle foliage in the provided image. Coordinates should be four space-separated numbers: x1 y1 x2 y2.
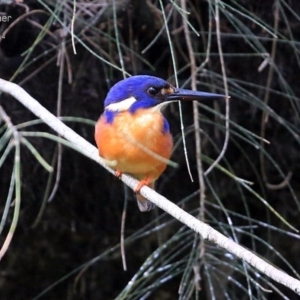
0 0 300 299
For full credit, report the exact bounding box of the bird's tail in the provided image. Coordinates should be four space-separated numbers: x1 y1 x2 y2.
136 181 156 212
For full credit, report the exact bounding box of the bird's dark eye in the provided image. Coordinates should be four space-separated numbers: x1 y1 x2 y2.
147 87 159 96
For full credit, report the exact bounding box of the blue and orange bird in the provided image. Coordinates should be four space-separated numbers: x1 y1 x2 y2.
95 75 225 211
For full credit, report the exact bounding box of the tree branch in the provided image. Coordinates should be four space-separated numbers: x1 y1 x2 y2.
0 78 299 295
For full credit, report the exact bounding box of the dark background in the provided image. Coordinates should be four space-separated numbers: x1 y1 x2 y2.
0 0 300 299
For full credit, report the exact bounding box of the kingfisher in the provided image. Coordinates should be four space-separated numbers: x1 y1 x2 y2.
95 75 225 212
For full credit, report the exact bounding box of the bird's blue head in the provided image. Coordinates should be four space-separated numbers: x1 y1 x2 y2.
104 75 173 114
104 75 226 114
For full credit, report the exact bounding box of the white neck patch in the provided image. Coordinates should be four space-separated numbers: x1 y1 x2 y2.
105 96 137 111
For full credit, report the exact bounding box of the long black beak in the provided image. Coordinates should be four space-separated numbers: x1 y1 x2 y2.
166 88 227 101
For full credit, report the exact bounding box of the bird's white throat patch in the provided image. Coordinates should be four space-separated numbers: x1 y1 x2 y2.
105 96 137 111
150 100 177 112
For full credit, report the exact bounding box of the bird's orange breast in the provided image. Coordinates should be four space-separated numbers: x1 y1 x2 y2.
95 109 173 181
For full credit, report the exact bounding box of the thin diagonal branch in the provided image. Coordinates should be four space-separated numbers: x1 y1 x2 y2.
0 78 300 295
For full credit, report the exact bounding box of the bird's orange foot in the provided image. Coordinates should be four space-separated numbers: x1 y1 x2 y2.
115 170 122 178
134 176 150 193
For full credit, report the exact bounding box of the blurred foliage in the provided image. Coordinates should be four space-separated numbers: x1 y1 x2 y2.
0 0 300 299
